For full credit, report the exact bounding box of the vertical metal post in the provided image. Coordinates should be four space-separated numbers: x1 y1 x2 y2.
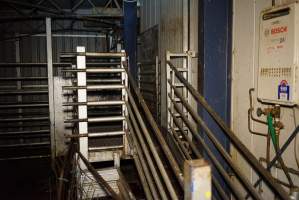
184 159 211 200
166 51 172 131
76 46 88 164
46 17 55 159
15 34 23 143
121 50 129 155
183 0 189 87
155 55 160 120
183 0 189 52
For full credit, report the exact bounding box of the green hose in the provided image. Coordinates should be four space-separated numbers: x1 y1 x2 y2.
267 113 277 148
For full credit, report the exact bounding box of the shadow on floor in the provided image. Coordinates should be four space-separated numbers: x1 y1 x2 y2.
0 158 52 200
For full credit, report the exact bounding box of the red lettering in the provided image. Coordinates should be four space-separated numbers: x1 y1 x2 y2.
271 26 288 35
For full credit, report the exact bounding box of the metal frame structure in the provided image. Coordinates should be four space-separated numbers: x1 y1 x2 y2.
0 62 72 160
0 0 124 42
137 56 161 122
166 51 194 158
61 48 129 199
63 47 129 164
166 59 290 199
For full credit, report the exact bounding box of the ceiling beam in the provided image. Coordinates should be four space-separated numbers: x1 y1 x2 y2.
0 0 65 15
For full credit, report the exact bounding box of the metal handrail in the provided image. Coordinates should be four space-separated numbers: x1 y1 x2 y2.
167 60 289 200
123 64 183 187
168 81 263 199
122 63 184 199
126 89 178 200
77 151 121 200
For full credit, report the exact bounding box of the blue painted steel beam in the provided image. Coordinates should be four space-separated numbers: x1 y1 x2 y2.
123 0 137 80
199 0 232 198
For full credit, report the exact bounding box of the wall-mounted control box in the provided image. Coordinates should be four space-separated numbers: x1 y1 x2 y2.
258 2 299 106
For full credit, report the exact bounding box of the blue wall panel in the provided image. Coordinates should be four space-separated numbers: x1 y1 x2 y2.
200 0 232 197
124 1 137 79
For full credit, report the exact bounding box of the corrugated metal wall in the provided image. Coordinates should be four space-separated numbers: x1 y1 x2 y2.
140 0 160 32
19 34 105 63
140 0 184 53
139 0 185 127
0 20 106 63
0 20 107 159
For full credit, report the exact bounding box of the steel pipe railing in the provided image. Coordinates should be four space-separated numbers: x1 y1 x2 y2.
63 101 124 106
60 52 125 58
66 131 125 138
170 121 231 200
124 65 183 188
62 85 124 90
132 153 154 200
126 96 177 199
126 115 164 200
167 60 289 199
125 128 154 200
62 68 124 73
169 106 241 199
168 83 263 199
169 126 191 160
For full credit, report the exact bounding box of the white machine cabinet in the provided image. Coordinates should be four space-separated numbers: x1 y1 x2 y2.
257 2 299 106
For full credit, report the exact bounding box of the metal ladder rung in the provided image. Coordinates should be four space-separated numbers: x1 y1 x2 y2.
88 101 125 106
176 67 188 72
87 85 125 90
0 117 49 122
173 83 185 87
86 68 124 73
173 98 182 102
88 145 124 151
63 85 125 90
88 131 125 137
73 79 121 83
173 127 188 132
63 101 125 106
88 116 125 123
62 68 124 73
172 112 188 117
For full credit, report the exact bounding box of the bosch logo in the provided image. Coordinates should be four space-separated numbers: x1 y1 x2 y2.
271 26 288 35
264 29 270 37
